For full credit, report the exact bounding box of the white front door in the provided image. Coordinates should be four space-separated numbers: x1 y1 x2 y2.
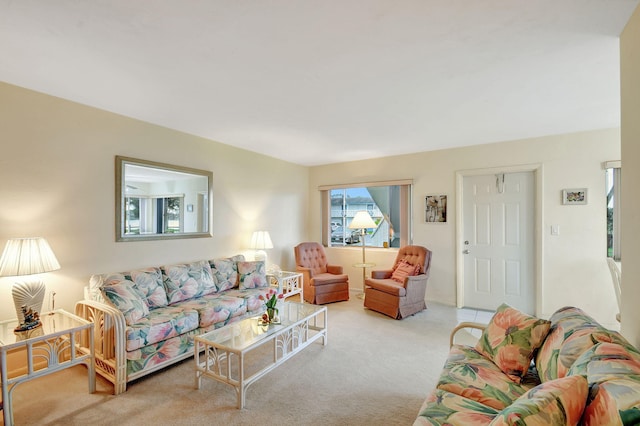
462 172 535 314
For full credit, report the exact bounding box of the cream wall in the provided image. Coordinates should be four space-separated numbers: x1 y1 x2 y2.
0 82 309 321
621 5 640 347
309 130 621 326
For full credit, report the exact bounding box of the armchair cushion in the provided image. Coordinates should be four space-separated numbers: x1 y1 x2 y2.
366 279 406 297
312 272 349 286
391 260 420 283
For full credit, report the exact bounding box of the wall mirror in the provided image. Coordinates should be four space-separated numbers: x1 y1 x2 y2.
116 156 213 242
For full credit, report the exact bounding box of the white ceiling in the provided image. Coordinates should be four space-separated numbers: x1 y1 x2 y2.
1 1 638 166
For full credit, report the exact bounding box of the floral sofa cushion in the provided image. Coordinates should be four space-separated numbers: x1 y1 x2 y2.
436 344 536 410
103 267 168 309
415 389 498 426
567 342 640 426
224 287 275 313
173 293 247 328
162 260 217 304
102 279 150 326
488 375 588 426
125 305 199 352
238 260 268 289
475 303 551 384
210 256 242 292
535 308 632 382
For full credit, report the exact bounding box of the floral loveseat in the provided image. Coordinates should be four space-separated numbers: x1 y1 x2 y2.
415 304 640 425
75 255 276 395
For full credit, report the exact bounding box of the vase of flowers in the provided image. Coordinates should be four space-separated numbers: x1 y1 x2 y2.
260 291 284 323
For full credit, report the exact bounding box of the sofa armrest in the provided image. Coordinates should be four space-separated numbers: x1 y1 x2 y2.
75 299 128 395
449 321 486 348
326 264 343 274
371 269 393 279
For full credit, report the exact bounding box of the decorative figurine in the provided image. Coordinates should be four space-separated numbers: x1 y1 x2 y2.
14 305 42 332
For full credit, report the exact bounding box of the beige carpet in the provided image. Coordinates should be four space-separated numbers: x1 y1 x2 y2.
6 298 471 426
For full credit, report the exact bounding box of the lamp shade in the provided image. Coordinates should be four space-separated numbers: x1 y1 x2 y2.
0 237 61 277
348 211 377 230
249 231 273 250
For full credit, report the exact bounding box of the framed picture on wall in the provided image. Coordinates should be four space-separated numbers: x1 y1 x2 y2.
562 188 588 205
425 195 447 223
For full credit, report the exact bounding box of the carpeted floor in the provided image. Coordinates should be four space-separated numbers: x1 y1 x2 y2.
5 297 477 426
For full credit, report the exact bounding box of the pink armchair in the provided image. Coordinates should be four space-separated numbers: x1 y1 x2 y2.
294 242 350 304
364 245 432 319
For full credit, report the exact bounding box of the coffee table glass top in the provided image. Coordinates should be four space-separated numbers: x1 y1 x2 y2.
198 302 325 351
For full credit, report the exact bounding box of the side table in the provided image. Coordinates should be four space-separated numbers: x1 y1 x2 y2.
353 262 376 299
268 271 304 302
0 309 95 426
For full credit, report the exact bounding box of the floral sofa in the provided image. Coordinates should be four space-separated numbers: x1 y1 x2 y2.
415 304 640 425
75 255 275 395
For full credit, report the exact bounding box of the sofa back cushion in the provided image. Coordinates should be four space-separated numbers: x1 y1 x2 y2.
102 267 168 309
163 260 216 304
238 260 268 289
210 255 244 292
101 280 150 326
535 306 632 382
475 303 551 384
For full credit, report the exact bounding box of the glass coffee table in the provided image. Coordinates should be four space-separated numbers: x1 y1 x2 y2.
194 302 327 409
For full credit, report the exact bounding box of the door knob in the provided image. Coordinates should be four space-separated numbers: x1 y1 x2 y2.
463 249 470 254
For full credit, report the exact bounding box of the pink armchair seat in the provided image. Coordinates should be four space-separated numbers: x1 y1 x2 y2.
294 242 350 305
364 245 432 319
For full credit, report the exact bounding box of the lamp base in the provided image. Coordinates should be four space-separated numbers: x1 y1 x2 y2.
254 250 267 263
12 279 46 326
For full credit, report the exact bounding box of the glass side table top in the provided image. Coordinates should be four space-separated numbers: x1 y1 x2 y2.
0 310 89 346
198 302 325 350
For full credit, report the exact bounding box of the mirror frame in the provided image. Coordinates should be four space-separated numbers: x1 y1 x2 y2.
115 156 213 242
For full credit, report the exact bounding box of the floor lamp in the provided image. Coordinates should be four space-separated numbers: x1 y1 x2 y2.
349 211 377 298
0 237 61 330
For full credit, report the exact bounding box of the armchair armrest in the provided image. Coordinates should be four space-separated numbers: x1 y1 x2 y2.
449 321 486 348
326 264 343 274
371 269 393 279
75 299 128 395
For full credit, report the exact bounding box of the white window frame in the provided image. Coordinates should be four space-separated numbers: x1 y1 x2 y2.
319 180 413 248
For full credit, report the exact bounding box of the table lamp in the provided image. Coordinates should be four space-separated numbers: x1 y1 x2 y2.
250 231 273 264
0 237 61 329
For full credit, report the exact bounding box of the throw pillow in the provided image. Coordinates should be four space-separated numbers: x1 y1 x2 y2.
475 303 551 384
101 280 150 326
238 260 268 289
489 375 588 426
391 260 419 283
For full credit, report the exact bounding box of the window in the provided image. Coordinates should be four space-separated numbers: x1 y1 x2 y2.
124 195 184 235
319 180 412 248
606 163 621 261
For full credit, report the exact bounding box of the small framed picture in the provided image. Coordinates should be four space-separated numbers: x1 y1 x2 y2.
425 195 447 223
562 188 587 205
